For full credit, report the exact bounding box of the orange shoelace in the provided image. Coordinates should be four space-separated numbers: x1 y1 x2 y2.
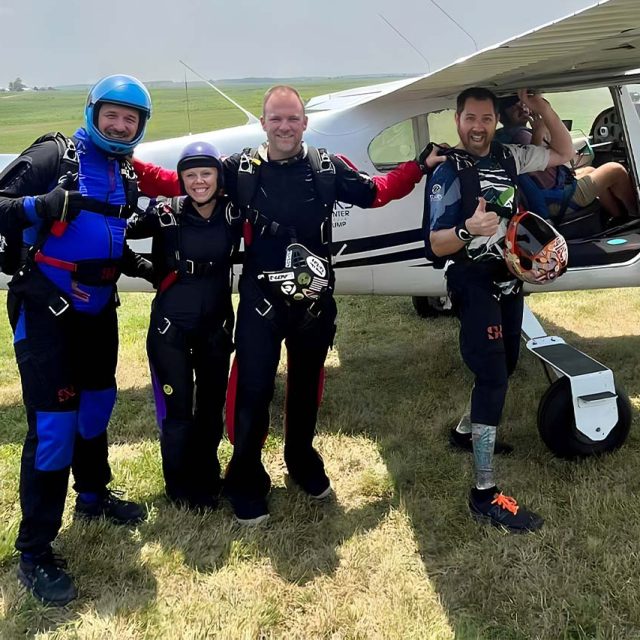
491 492 519 515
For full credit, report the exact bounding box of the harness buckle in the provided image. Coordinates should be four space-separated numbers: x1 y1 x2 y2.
159 211 176 227
318 149 335 174
239 153 254 174
158 316 172 335
48 296 70 317
62 140 77 163
255 298 273 317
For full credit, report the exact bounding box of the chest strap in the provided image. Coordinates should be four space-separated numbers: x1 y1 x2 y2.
34 251 120 284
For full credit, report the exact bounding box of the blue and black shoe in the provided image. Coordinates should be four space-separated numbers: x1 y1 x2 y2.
469 487 544 533
75 489 146 525
18 548 77 606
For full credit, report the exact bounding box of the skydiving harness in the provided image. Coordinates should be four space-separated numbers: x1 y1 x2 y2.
2 132 140 317
152 298 235 355
152 196 237 294
236 145 336 322
423 142 519 270
150 196 236 351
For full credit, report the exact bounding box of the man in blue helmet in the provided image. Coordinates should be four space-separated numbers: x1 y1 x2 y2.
0 74 153 605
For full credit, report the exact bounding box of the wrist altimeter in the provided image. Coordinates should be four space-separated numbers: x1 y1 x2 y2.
455 221 474 243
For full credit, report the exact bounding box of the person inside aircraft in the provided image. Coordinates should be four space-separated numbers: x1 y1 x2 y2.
126 141 238 512
0 75 153 606
427 87 574 533
132 84 432 525
496 94 637 221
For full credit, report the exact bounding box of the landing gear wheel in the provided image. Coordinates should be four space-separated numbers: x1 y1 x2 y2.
411 295 453 318
537 377 632 459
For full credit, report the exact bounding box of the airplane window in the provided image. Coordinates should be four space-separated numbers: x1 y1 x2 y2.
369 114 428 171
427 109 457 146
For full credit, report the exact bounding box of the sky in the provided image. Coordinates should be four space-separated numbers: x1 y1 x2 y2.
0 0 599 87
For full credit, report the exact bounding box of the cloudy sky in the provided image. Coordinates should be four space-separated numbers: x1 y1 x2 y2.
1 0 598 87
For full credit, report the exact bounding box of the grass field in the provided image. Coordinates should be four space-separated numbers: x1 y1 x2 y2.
0 78 403 153
1 82 640 639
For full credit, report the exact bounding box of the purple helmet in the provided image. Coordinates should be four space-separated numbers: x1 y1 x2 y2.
177 141 224 193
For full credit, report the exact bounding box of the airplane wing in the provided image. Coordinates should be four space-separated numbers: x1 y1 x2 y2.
307 0 640 112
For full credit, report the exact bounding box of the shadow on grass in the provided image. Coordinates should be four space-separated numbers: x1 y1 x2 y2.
0 516 158 640
138 485 391 585
2 294 640 637
325 295 640 638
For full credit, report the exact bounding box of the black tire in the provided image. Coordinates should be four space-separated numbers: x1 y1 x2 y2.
411 295 454 318
537 376 632 459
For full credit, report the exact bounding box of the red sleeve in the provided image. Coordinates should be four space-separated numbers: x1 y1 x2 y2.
371 161 423 208
132 158 181 197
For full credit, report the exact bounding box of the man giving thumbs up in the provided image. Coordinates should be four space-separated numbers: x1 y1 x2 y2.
426 87 572 533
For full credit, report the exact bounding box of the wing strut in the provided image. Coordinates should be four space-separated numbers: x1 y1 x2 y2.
179 60 260 125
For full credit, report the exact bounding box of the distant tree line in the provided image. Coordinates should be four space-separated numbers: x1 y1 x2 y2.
3 77 56 92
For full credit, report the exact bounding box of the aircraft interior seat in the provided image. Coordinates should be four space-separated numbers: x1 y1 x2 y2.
554 200 607 241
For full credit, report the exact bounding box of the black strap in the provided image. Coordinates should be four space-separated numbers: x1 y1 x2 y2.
307 147 337 210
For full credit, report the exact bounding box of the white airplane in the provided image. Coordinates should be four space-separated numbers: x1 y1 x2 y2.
1 0 639 458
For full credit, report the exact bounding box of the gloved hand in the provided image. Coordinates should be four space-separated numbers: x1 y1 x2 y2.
33 186 84 222
138 257 155 284
417 142 449 174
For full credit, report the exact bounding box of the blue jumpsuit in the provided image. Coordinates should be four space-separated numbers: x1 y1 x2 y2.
0 128 144 553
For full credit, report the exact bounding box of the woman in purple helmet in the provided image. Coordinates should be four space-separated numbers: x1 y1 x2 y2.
127 141 240 510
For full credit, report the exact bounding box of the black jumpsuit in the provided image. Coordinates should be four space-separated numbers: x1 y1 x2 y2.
222 150 378 501
127 196 237 507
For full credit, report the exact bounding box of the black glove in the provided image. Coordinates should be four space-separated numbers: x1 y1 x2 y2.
34 186 84 222
418 142 435 168
417 142 450 175
138 257 155 284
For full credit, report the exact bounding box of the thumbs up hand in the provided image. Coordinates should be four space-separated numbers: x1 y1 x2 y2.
465 197 499 236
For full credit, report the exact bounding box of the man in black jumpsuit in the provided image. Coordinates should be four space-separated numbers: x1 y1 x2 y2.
223 86 424 523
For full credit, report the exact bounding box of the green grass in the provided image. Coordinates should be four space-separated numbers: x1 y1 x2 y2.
0 78 401 153
2 84 640 638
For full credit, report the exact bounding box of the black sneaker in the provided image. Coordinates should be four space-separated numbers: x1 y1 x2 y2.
286 448 333 500
288 470 332 499
75 489 146 525
449 429 514 455
225 493 270 525
469 487 544 533
18 548 77 606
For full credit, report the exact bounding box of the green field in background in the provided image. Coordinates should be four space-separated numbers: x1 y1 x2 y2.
0 82 619 155
0 78 402 153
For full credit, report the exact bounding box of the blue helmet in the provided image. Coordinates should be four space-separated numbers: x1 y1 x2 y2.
177 141 224 193
84 74 152 156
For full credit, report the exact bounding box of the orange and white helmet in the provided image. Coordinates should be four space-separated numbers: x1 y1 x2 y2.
504 210 568 284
